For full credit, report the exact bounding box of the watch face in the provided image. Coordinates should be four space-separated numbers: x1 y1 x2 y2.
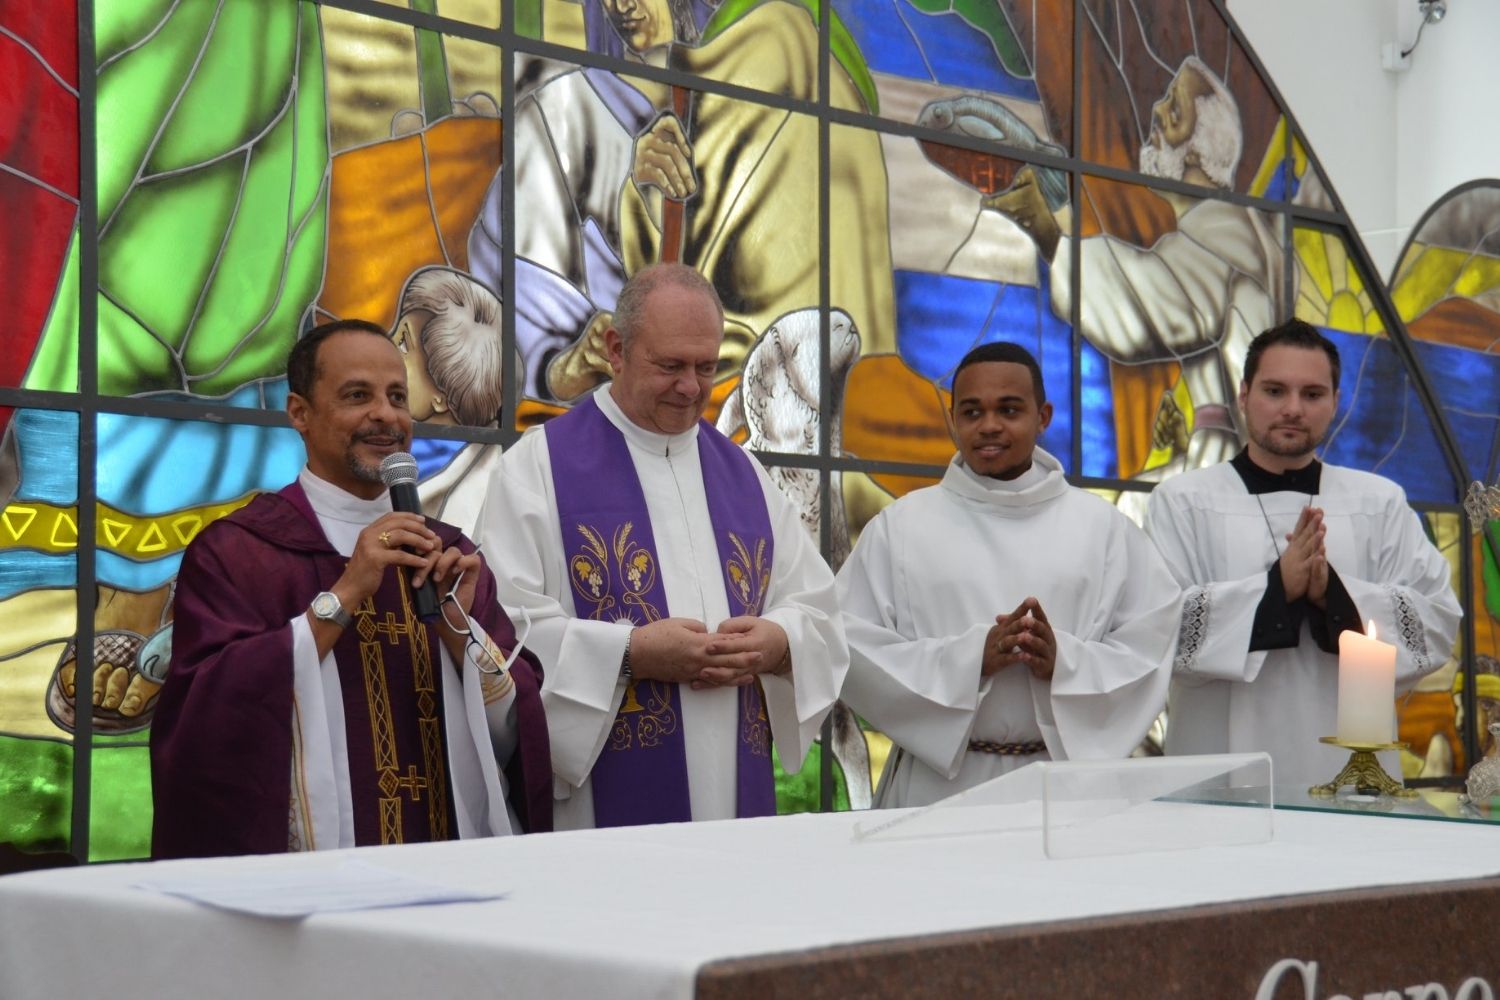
312 593 338 618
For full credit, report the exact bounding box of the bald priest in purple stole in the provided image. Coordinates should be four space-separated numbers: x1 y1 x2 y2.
479 264 848 830
150 320 551 859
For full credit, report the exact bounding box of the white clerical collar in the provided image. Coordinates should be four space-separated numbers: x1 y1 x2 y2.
596 383 701 456
942 447 1070 512
955 457 1048 493
298 466 390 527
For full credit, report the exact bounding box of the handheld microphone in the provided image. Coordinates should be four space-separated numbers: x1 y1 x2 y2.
378 452 442 622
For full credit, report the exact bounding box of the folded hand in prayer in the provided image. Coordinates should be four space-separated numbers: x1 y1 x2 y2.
981 597 1057 680
1279 505 1326 605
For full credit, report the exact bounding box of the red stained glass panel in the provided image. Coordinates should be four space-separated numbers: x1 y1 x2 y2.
0 5 79 397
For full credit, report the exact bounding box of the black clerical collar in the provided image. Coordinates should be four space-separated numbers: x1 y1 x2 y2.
1231 448 1322 495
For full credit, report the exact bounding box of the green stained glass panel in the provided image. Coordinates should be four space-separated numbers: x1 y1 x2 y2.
95 0 221 220
88 742 152 861
99 158 244 352
143 3 301 176
773 741 850 815
0 735 72 855
27 231 81 394
26 0 330 401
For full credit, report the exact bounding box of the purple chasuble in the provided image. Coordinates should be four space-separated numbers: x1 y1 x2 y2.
278 485 459 846
545 396 776 826
150 482 553 859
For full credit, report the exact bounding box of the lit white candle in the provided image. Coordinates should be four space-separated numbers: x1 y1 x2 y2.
1336 621 1397 744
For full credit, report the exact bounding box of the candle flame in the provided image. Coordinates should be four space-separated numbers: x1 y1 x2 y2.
1366 619 1377 641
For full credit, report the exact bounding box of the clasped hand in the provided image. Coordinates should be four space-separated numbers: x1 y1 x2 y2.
1279 506 1329 608
982 596 1057 680
627 616 789 690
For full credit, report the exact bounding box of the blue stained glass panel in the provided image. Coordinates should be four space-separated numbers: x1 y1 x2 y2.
12 410 79 505
412 437 471 480
1079 338 1119 480
1411 339 1500 485
1260 159 1299 203
0 553 77 601
832 0 1038 100
95 417 303 514
1320 330 1456 504
94 551 179 592
831 0 931 80
892 268 1072 471
1 409 78 600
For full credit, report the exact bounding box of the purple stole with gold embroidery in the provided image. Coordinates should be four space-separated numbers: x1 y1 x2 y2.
546 395 776 827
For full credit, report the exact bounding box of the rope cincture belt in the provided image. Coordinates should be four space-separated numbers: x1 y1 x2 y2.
967 739 1048 756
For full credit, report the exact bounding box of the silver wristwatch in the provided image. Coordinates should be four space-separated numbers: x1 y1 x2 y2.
310 591 352 628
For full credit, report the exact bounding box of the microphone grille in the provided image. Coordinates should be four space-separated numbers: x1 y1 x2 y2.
378 452 419 488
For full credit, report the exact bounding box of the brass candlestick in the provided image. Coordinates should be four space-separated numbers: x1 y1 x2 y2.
1308 736 1417 798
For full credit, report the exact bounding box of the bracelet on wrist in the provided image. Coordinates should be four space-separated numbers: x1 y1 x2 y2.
620 628 634 686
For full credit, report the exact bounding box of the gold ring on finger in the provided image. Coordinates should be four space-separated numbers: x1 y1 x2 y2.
379 531 392 547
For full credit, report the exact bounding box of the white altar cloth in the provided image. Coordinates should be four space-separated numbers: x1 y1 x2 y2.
2 806 1497 1000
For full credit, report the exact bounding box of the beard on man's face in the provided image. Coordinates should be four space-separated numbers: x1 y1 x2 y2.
346 452 383 484
1139 131 1189 182
1250 420 1326 461
345 425 408 484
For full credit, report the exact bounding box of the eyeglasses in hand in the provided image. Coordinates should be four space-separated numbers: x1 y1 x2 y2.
439 560 532 676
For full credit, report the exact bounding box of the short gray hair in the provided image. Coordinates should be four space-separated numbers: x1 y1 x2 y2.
612 263 723 352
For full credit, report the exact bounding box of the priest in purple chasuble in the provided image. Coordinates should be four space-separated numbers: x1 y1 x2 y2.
480 264 848 830
150 321 551 859
837 343 1180 808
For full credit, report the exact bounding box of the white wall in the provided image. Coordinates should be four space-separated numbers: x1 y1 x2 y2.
1227 0 1401 273
1226 0 1500 280
1392 0 1500 261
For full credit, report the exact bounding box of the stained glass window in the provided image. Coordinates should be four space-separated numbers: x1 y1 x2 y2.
1390 182 1500 488
521 0 853 107
1396 510 1467 782
508 60 829 427
0 0 1488 859
1288 225 1456 504
366 0 503 29
1389 182 1500 779
832 0 1067 147
0 404 79 856
1078 0 1280 200
1072 175 1281 483
1 5 79 393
